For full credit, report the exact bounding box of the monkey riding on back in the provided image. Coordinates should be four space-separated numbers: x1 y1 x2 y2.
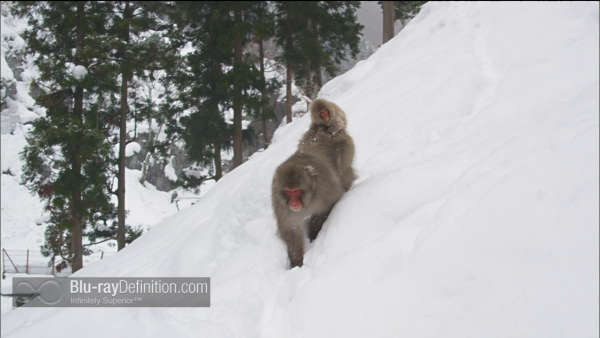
272 98 357 268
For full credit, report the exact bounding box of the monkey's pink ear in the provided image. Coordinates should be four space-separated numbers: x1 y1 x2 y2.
305 165 317 177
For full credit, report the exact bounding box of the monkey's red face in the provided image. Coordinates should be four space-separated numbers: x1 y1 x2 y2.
319 109 330 122
284 188 302 210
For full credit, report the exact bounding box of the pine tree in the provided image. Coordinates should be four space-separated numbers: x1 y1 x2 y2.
393 1 427 26
276 2 363 109
163 2 236 183
14 1 160 269
309 1 363 91
235 1 280 150
166 1 262 179
252 1 278 149
274 1 306 123
232 4 245 168
380 1 427 43
295 2 320 99
225 2 264 168
14 1 119 272
382 1 394 44
106 1 171 250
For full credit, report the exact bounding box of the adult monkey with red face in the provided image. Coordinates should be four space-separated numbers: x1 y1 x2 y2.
272 98 356 268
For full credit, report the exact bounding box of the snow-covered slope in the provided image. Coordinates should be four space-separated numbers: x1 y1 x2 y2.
2 2 598 337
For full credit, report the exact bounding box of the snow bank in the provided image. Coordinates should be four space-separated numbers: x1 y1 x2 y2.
2 2 598 338
121 168 179 230
1 126 47 252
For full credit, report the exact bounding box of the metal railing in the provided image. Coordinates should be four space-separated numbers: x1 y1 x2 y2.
2 248 115 278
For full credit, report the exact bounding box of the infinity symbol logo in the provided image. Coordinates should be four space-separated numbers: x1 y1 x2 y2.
15 279 63 305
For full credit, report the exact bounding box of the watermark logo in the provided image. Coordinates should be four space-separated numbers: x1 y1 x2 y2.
14 278 63 305
12 277 210 307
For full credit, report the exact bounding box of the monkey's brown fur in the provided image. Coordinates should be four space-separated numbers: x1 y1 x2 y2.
272 98 356 268
300 98 357 191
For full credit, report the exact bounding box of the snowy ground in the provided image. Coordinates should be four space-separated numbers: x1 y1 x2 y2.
2 2 599 338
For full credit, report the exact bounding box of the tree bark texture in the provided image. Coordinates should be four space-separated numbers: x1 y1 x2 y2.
382 1 395 44
232 8 243 168
258 38 270 149
117 0 131 251
214 141 222 181
286 60 293 123
71 1 86 273
285 10 293 123
311 20 322 91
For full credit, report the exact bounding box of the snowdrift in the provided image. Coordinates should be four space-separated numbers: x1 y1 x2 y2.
2 2 598 337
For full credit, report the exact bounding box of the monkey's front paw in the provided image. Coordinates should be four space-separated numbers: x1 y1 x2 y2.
289 257 303 269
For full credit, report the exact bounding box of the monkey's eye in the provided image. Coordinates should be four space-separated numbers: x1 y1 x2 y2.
284 189 302 198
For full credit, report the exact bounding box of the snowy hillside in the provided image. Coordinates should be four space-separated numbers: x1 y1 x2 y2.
2 2 599 337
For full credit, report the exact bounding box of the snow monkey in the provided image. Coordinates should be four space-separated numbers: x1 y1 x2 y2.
272 98 356 268
300 98 356 191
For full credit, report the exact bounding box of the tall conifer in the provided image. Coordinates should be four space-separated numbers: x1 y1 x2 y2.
15 1 118 272
107 1 170 250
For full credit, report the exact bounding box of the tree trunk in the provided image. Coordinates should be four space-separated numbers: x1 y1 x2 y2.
232 8 243 168
117 0 130 251
304 19 313 99
314 62 322 91
140 120 163 185
139 118 152 185
213 141 222 181
286 60 293 123
70 193 83 273
285 10 293 123
262 118 269 150
305 60 312 99
71 1 86 273
258 39 270 149
117 77 127 251
312 20 322 92
382 1 395 44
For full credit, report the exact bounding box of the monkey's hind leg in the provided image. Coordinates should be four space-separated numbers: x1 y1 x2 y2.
308 212 329 242
279 227 305 268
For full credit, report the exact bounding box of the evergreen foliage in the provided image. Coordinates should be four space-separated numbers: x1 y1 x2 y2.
393 1 428 25
14 1 119 272
163 1 236 184
275 2 363 102
378 1 428 26
251 1 279 149
164 1 263 183
303 1 363 96
11 1 366 271
105 0 173 250
14 1 169 269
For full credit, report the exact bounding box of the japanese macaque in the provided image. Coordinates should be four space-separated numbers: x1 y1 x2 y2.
306 98 348 135
272 98 356 268
299 98 357 191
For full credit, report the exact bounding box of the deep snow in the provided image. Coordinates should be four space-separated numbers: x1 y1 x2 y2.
2 2 599 338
